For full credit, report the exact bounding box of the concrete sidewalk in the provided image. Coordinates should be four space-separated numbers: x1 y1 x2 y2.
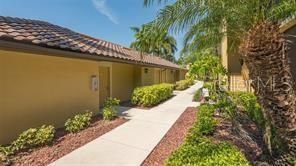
51 82 202 166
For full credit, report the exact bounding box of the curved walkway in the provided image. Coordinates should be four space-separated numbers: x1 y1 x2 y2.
51 82 202 166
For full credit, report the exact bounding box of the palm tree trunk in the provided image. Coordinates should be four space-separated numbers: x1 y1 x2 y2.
241 21 296 165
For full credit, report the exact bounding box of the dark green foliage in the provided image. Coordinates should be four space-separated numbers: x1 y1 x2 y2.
166 103 249 165
131 83 174 107
0 125 55 156
130 23 177 62
193 88 202 101
229 92 264 128
65 112 92 133
103 98 120 120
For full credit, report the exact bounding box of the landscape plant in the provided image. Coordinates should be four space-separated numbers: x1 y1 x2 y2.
166 103 249 165
175 79 193 90
230 91 264 128
65 112 93 133
188 51 227 81
102 97 120 120
144 0 296 163
192 104 216 135
0 125 55 156
130 23 177 62
131 83 174 107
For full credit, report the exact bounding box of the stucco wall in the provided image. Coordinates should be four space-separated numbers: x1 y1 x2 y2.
179 70 186 80
141 67 155 86
112 63 135 102
166 69 175 83
0 50 100 144
227 52 242 74
153 68 161 84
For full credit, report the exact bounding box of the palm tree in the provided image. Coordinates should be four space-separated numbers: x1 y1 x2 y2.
144 0 296 164
130 23 177 62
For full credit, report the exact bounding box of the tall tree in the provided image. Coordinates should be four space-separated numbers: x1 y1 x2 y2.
130 23 177 62
144 0 296 164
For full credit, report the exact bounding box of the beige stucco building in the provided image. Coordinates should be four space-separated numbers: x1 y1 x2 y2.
0 16 187 144
220 18 296 92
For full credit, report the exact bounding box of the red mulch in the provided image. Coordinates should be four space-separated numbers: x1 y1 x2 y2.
141 107 197 166
212 113 266 162
8 115 127 166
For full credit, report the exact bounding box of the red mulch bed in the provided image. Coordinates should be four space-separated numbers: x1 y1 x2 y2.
141 107 197 166
7 115 127 166
212 113 266 162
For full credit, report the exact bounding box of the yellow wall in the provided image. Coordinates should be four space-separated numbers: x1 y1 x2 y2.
141 67 155 86
0 49 183 144
179 70 186 80
0 50 100 144
160 69 166 83
153 68 161 84
134 66 142 87
165 69 174 83
112 63 135 102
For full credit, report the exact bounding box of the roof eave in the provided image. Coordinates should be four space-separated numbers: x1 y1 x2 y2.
0 40 183 70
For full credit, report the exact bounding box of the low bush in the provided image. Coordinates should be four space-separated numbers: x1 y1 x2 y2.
175 79 193 90
166 141 249 166
1 125 55 155
131 83 174 107
192 104 216 135
65 112 92 133
229 91 264 128
193 88 202 101
166 103 249 165
103 97 120 120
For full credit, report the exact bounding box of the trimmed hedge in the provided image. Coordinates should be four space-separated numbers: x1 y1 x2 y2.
166 104 249 166
131 83 174 107
175 79 194 90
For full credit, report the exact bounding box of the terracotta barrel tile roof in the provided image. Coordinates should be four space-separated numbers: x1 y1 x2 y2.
0 16 181 69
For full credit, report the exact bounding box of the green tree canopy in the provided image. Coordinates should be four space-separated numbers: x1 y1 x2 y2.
130 23 177 62
144 0 296 54
188 49 227 81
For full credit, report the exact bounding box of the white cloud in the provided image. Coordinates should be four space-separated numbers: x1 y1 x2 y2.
92 0 119 24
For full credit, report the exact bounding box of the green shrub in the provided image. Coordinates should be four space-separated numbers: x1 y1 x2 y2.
65 112 92 133
103 97 120 120
188 50 227 81
229 91 264 128
131 83 174 107
193 88 202 101
166 141 249 166
175 79 193 90
166 102 249 166
194 104 216 135
0 125 55 155
187 78 195 85
103 97 120 108
0 146 13 156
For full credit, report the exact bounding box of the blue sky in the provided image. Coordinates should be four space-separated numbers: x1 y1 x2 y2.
0 0 182 59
